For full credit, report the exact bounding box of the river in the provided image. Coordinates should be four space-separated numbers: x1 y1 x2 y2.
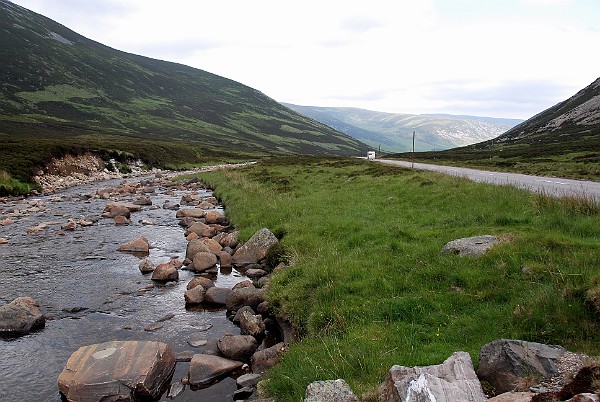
0 174 254 401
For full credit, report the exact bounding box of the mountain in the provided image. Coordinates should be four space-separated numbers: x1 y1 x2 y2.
492 77 600 146
282 103 522 152
0 0 367 158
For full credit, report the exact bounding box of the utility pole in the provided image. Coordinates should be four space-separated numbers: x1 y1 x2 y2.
489 139 494 162
411 131 415 169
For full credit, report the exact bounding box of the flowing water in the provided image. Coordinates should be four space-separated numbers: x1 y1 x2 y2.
0 175 252 401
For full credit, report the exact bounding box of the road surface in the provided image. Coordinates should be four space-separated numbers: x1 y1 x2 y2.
376 159 600 202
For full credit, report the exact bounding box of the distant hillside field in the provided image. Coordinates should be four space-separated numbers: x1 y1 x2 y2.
283 103 522 152
0 0 368 193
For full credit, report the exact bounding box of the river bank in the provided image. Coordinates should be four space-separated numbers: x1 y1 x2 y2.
194 157 600 401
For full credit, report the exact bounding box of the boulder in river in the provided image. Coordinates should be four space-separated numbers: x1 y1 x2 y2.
176 208 206 218
217 334 258 361
187 221 216 238
151 263 179 282
378 351 486 402
58 340 175 401
217 251 233 268
204 287 231 305
192 252 218 272
239 310 266 338
201 237 223 254
133 196 152 206
186 238 211 261
204 210 225 224
0 297 45 336
188 354 244 387
187 276 215 291
139 258 155 273
219 230 239 248
116 237 150 254
114 215 130 225
226 287 265 312
184 286 206 305
232 228 278 266
103 202 141 215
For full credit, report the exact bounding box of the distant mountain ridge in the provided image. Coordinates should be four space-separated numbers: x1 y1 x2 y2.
0 0 367 156
282 104 522 152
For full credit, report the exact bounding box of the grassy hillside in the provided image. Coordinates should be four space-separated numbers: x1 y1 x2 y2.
197 158 600 401
0 0 368 193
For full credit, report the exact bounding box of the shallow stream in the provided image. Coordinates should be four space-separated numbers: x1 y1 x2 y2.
0 175 250 401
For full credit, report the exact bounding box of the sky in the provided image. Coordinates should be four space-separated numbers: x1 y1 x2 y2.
10 0 600 119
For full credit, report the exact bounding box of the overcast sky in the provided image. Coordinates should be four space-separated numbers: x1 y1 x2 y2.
11 0 600 119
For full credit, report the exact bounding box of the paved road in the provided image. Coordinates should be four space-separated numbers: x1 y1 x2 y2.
376 159 600 202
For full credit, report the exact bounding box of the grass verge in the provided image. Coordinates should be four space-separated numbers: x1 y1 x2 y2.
196 157 600 401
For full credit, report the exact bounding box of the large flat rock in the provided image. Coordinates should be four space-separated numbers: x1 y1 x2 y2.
441 235 499 257
58 340 175 401
188 354 244 387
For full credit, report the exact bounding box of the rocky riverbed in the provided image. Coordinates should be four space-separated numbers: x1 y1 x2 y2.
0 169 278 401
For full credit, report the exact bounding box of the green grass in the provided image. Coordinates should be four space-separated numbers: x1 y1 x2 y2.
194 157 600 401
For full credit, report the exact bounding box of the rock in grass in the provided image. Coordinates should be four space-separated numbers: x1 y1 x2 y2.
379 351 486 402
440 235 499 257
251 342 286 374
58 340 175 401
0 297 45 336
476 339 566 394
305 379 360 402
232 228 278 266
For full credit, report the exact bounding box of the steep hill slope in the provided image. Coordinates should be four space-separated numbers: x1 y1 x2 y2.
0 0 367 160
493 77 600 145
283 103 521 152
